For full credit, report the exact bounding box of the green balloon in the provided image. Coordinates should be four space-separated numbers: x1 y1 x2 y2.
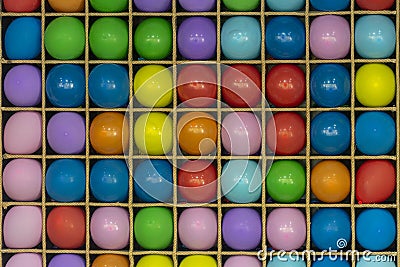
222 0 260 11
89 17 128 59
90 0 128 12
134 18 172 60
44 17 85 60
266 160 306 203
134 207 173 250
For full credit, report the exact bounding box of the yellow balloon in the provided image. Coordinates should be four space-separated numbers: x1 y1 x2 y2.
179 255 217 267
355 63 395 107
136 255 173 267
134 112 173 155
134 65 173 107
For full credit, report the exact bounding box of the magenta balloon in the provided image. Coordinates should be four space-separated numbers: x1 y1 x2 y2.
178 17 216 60
310 15 350 59
178 208 218 250
4 65 41 106
179 0 216 11
6 253 42 267
47 112 85 154
221 112 262 155
224 256 262 267
222 208 262 250
267 208 306 251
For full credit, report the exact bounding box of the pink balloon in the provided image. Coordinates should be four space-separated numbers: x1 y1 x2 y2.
221 112 262 155
6 253 42 267
267 208 306 251
224 256 261 267
178 208 217 250
90 207 130 250
3 111 42 154
310 15 350 59
3 159 42 201
3 206 42 248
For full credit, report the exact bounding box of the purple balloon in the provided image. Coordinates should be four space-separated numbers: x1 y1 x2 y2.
178 17 216 60
310 15 350 59
221 112 262 155
222 208 261 250
4 64 41 107
179 0 216 11
48 254 85 267
267 208 306 251
47 112 85 154
134 0 171 12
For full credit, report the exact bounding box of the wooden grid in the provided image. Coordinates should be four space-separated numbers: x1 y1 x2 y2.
0 0 399 266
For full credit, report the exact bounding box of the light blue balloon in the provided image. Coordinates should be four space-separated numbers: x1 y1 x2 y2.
268 256 306 267
266 0 305 11
355 15 396 59
313 257 350 267
221 16 261 60
221 160 262 203
357 256 396 267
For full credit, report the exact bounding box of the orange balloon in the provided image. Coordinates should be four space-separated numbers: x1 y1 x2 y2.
90 112 129 155
92 254 129 267
177 112 217 155
311 160 350 203
48 0 84 12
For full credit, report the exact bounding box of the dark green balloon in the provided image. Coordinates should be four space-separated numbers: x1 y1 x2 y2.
134 18 172 60
134 207 173 250
266 160 306 203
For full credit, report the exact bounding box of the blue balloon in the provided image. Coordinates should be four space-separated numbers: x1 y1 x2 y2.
221 16 261 60
355 112 395 155
356 209 396 251
5 17 41 59
355 15 396 59
46 64 86 107
134 160 173 203
313 257 350 267
356 255 396 267
310 0 350 11
311 208 351 250
266 16 305 59
311 64 351 107
311 112 351 155
268 256 306 267
88 64 130 108
46 159 85 202
90 160 129 202
266 0 305 11
221 160 262 203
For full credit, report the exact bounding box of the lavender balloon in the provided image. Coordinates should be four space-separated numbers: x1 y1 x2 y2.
48 254 85 267
47 112 85 154
224 256 261 267
222 208 261 250
179 0 216 11
267 208 306 251
4 65 41 106
134 0 171 12
178 17 216 60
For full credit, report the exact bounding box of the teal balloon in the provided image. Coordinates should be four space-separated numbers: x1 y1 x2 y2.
221 160 262 203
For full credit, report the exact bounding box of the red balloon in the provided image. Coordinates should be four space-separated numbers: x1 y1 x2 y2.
266 112 306 155
222 64 262 108
3 0 40 12
47 207 86 249
178 160 217 203
356 0 394 10
266 64 305 107
177 65 217 107
356 160 395 204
